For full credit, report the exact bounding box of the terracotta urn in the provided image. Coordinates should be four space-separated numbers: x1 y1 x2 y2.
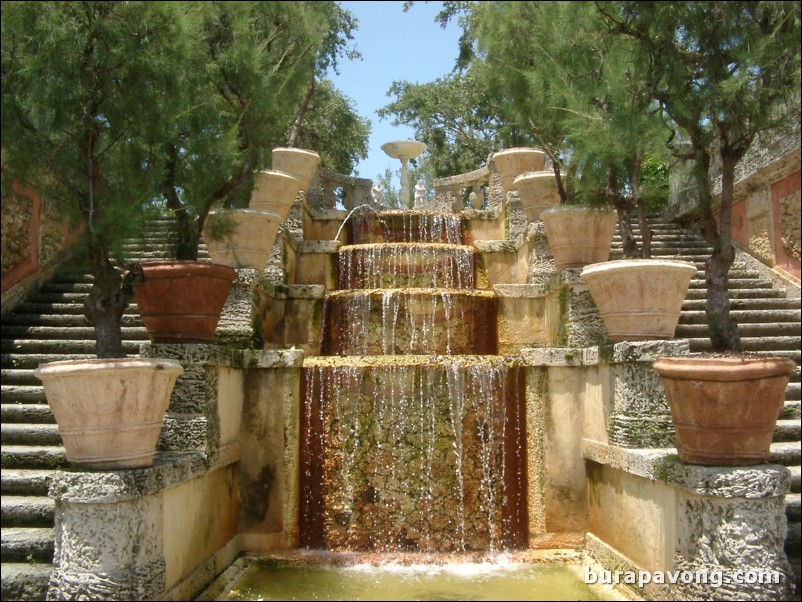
249 169 304 219
489 147 547 193
34 358 183 470
270 147 320 191
135 261 236 343
540 206 617 271
580 259 696 341
202 208 283 270
513 171 561 222
653 355 795 465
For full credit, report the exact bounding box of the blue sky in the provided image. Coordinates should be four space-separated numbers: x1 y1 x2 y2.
329 1 462 182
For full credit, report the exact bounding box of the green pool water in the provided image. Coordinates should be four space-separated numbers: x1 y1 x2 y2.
218 558 618 601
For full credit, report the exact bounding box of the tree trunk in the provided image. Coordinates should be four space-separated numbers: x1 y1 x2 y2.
287 73 316 148
83 244 136 359
636 199 652 258
704 154 741 352
607 166 640 258
614 202 640 258
164 145 199 261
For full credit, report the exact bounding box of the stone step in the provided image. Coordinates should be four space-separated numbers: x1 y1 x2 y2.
789 466 801 494
775 419 802 443
769 441 802 466
676 322 801 338
688 336 802 353
678 309 802 325
0 527 54 563
1 339 143 355
37 281 93 294
685 288 787 300
8 302 142 317
0 470 54 497
781 400 801 420
1 313 143 327
1 370 43 386
0 384 46 404
1 424 62 447
1 496 55 528
0 562 52 601
0 445 67 470
787 493 801 523
687 277 777 290
0 404 54 425
1 354 100 370
1 325 148 341
682 298 801 311
788 383 801 402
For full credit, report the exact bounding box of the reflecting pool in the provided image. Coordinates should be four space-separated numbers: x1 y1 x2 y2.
214 552 634 601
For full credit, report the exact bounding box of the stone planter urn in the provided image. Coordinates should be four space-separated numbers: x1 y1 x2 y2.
580 259 697 342
270 147 321 192
34 358 183 470
540 205 617 271
135 261 236 343
513 171 561 222
489 147 547 193
652 355 796 465
202 208 283 270
249 169 304 220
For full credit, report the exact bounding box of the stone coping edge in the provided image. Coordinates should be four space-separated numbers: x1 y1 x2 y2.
582 440 791 498
141 343 306 369
518 340 690 367
48 443 240 504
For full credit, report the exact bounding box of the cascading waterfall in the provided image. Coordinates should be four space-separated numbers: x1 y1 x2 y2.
301 210 527 554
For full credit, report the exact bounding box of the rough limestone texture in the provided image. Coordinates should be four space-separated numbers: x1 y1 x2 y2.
140 344 223 455
583 443 796 600
672 492 795 601
556 269 610 348
216 268 263 347
605 340 689 449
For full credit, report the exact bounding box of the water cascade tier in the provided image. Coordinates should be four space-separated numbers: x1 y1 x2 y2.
321 289 498 356
339 243 476 290
301 210 527 553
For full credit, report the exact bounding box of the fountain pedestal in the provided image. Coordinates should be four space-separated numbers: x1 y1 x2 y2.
381 140 427 208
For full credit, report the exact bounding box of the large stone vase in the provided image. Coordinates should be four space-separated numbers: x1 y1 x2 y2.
541 205 617 271
489 147 547 193
34 358 183 470
580 259 696 342
652 356 796 465
249 169 304 220
202 208 283 270
270 147 321 192
135 261 236 343
513 171 561 222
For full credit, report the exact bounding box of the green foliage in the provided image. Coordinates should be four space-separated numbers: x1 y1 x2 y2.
2 0 187 245
294 80 370 175
379 67 515 177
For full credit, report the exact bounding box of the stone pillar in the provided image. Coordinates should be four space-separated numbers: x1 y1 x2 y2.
48 485 166 600
670 463 796 601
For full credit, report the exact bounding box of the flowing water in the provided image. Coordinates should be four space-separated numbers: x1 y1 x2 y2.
301 210 526 554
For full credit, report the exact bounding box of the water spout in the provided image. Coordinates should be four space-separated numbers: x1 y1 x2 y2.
335 203 376 242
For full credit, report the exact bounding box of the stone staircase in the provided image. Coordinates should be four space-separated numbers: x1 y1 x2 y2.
1 214 800 599
611 216 802 590
0 218 186 601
